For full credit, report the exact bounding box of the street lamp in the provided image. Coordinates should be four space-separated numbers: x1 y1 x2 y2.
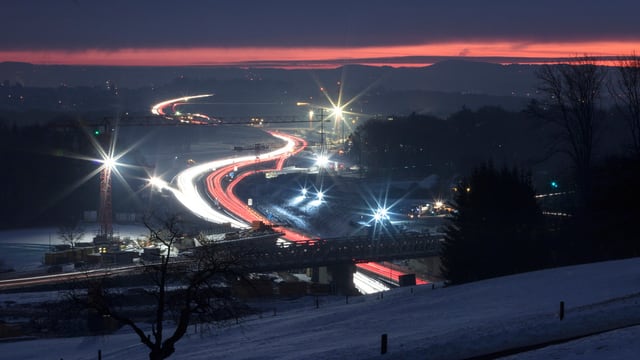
148 176 167 191
98 155 117 239
332 105 344 144
297 102 329 156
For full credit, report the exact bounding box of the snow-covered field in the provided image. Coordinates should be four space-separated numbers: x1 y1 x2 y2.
1 255 639 359
0 225 148 272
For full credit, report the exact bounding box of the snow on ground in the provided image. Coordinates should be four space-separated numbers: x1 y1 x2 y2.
0 225 148 272
2 257 640 359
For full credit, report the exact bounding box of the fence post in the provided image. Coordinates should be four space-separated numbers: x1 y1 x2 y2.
98 349 102 360
559 301 565 320
381 334 388 354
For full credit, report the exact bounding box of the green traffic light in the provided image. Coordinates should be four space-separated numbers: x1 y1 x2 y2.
94 129 100 135
550 181 559 189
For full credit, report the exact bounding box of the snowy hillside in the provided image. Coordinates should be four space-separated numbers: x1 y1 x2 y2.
2 257 640 359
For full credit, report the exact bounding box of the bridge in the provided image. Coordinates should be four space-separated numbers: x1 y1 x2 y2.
0 232 441 292
219 231 442 272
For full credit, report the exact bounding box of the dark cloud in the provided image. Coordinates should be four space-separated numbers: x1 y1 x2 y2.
2 0 640 50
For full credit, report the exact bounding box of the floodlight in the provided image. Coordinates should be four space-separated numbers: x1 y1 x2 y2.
103 156 116 170
316 154 329 167
373 207 389 222
149 176 167 190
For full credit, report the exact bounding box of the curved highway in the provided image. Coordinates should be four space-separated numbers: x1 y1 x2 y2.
205 132 313 242
168 131 303 229
154 95 428 285
0 97 423 291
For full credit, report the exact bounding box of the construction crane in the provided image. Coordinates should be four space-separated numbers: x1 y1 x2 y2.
98 151 114 239
57 114 190 241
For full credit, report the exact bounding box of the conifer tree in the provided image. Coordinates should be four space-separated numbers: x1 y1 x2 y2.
441 164 545 284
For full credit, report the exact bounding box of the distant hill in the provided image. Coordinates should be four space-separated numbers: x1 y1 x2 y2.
0 60 539 96
0 61 539 117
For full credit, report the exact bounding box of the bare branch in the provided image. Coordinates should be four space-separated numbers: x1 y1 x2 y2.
611 52 640 156
536 56 605 205
77 212 250 360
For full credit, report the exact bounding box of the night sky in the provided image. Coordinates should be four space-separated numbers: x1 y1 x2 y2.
2 0 640 67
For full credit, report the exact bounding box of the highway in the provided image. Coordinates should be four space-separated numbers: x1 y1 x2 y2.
1 97 422 291
157 95 429 286
170 131 305 229
204 132 313 242
152 94 433 289
150 94 309 231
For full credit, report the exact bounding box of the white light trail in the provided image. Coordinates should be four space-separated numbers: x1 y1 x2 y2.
151 94 213 116
170 132 296 227
353 271 390 294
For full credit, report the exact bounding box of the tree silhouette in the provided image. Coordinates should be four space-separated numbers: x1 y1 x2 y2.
78 213 250 360
441 164 545 284
57 219 85 248
536 57 606 208
612 53 640 156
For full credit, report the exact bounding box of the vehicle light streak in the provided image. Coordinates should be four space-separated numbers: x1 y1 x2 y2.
151 94 213 116
172 131 302 229
356 262 429 285
353 271 390 294
204 132 312 242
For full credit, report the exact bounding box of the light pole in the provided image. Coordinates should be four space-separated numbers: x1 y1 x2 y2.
319 107 326 156
332 105 344 145
297 102 327 157
99 156 117 239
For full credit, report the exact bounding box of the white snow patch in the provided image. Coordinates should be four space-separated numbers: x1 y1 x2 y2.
1 256 640 359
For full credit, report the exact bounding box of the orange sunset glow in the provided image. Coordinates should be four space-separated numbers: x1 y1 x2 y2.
2 40 639 68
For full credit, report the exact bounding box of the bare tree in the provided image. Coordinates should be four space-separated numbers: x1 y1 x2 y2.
80 214 250 360
536 56 606 205
611 53 640 156
57 220 85 248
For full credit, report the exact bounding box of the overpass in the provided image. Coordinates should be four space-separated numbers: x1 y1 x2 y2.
0 232 441 292
219 231 442 272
